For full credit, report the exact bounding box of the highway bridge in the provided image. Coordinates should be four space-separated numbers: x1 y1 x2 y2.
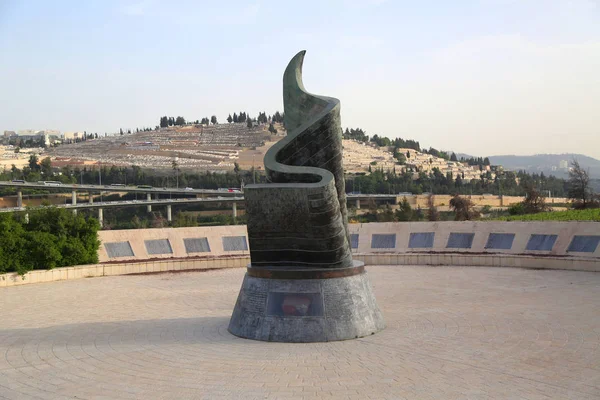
0 180 241 195
0 180 401 224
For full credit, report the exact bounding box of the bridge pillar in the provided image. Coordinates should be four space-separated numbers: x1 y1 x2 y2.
17 190 22 208
232 202 237 218
147 193 152 212
356 198 360 209
98 208 103 226
166 205 172 222
89 193 93 204
72 191 77 205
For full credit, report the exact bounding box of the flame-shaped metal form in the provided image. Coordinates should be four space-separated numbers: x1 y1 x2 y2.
244 50 352 269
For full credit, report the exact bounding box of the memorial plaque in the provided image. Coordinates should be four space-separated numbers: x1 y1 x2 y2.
323 283 354 319
350 234 359 249
526 234 557 251
567 235 600 253
243 290 267 314
144 239 173 255
371 234 396 249
446 233 475 249
223 236 248 251
105 241 135 258
266 292 323 317
408 232 435 248
485 233 515 250
184 237 211 253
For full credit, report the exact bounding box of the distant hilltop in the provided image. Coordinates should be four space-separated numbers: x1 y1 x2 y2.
486 154 600 179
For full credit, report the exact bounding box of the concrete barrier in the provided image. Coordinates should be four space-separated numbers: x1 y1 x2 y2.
2 221 598 287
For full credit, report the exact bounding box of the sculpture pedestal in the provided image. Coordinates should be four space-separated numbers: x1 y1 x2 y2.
228 261 385 342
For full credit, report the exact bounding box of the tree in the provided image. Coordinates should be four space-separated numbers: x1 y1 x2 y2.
175 116 186 126
268 123 277 134
28 154 40 171
227 114 233 123
449 194 479 221
394 151 406 165
247 118 253 128
233 113 238 123
568 159 592 208
450 152 458 162
210 115 218 125
395 197 413 221
119 128 124 136
426 194 439 221
40 157 53 177
522 185 549 214
233 162 241 174
172 159 180 188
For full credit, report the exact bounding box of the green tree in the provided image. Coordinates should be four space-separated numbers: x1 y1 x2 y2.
0 214 26 274
40 157 53 176
450 152 458 161
394 152 406 165
210 115 218 125
28 154 40 171
23 231 63 270
227 114 233 123
395 197 413 221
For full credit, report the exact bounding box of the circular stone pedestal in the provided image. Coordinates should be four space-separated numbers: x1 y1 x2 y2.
228 262 385 342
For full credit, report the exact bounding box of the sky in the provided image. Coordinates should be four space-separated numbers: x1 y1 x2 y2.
0 0 599 158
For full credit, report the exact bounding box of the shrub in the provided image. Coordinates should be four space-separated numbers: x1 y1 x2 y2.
0 208 100 275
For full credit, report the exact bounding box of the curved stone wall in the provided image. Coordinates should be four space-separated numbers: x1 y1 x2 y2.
1 222 598 287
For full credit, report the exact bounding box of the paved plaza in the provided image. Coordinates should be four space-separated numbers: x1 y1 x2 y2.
0 266 599 399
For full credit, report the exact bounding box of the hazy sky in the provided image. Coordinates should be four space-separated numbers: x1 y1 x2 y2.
1 0 599 158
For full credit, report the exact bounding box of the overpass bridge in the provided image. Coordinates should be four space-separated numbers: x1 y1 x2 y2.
0 180 400 224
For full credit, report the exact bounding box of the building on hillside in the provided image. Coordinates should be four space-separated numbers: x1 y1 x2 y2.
559 160 568 169
63 132 83 141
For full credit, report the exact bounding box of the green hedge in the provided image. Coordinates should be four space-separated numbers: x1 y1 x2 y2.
0 208 100 275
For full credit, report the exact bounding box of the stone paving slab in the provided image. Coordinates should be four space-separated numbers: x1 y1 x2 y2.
0 266 599 399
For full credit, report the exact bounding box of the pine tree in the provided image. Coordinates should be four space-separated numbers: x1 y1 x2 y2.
227 114 233 123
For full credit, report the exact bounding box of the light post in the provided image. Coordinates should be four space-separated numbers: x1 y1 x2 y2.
175 156 179 189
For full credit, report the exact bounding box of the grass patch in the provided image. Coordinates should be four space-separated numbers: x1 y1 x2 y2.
494 208 600 222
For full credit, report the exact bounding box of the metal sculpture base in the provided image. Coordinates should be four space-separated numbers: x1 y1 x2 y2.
228 261 385 343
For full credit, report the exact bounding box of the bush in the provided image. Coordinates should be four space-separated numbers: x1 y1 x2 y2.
508 202 526 215
0 208 100 275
